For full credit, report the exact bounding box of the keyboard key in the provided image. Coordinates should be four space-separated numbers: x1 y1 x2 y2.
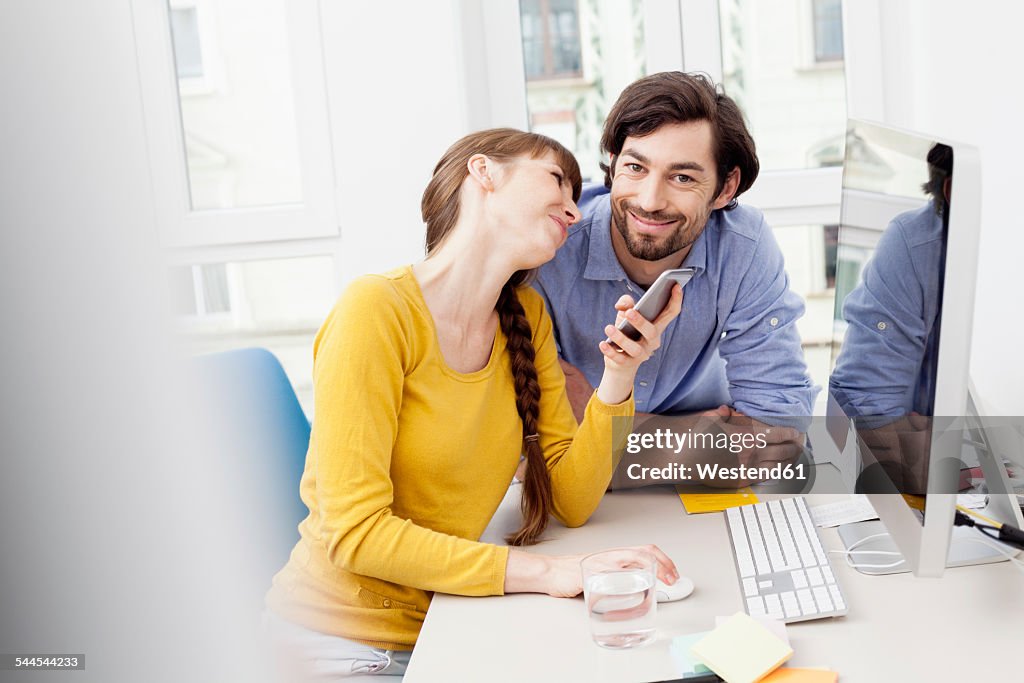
743 577 759 597
781 591 801 618
746 595 767 617
812 586 834 612
727 509 756 578
823 566 835 584
829 585 846 611
791 569 808 589
758 580 773 589
742 507 771 575
807 567 824 586
797 588 817 614
765 593 782 614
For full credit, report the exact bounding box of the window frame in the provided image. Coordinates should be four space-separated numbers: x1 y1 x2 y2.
131 0 339 249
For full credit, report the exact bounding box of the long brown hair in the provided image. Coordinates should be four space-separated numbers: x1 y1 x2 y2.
421 128 581 546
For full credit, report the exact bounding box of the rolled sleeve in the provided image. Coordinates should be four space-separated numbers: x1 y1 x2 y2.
718 221 818 427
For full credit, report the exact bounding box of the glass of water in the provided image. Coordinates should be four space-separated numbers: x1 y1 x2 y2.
580 548 657 649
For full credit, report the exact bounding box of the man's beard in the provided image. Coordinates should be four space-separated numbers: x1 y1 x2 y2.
612 200 710 262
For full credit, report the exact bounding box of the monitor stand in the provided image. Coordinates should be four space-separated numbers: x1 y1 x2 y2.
836 518 1010 576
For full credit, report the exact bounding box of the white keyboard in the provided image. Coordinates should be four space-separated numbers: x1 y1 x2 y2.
725 497 848 623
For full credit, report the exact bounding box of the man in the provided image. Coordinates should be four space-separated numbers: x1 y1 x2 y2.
534 72 818 483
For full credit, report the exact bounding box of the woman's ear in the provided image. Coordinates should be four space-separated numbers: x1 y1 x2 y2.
467 154 494 191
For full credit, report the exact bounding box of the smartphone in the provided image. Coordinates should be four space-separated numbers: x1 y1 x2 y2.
611 267 695 343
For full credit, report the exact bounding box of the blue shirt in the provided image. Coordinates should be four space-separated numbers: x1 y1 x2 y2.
534 184 818 427
829 203 944 418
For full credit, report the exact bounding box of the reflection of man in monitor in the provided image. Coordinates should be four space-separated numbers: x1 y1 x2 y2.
829 143 952 492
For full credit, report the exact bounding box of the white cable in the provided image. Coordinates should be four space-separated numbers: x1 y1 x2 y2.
956 536 1024 576
827 532 907 570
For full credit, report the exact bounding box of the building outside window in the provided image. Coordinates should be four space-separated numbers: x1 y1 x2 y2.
813 0 844 62
521 0 583 80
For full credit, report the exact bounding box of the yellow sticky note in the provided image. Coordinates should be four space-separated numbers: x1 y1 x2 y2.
761 667 838 682
677 486 759 514
690 611 793 683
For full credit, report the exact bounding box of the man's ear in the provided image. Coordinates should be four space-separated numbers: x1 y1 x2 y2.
467 154 494 191
711 167 741 210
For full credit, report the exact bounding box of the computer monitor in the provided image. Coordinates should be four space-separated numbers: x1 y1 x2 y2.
827 119 1023 577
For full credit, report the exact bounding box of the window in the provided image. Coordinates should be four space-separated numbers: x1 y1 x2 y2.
170 264 232 317
518 0 645 182
133 0 337 247
520 0 583 80
167 0 303 211
813 0 844 63
169 7 203 79
717 0 847 172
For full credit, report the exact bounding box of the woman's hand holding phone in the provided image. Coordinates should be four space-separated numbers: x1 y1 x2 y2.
594 284 683 406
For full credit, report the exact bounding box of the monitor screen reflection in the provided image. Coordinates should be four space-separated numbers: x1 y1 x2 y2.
829 121 953 494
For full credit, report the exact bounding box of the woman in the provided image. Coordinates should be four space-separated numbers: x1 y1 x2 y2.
264 129 683 678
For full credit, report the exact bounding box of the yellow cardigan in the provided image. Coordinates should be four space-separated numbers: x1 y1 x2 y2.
265 266 633 650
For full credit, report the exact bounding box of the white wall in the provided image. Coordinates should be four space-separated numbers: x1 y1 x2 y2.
844 0 1024 414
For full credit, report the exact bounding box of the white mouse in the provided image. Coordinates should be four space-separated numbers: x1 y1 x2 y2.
655 576 695 602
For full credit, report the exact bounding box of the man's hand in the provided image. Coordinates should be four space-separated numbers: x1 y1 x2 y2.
559 358 594 424
690 408 804 487
854 413 931 495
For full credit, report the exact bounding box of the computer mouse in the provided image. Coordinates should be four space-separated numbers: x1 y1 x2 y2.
655 576 695 602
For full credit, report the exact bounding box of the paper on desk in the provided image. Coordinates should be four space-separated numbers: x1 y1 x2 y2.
669 631 713 676
809 495 878 527
957 493 987 509
676 486 759 514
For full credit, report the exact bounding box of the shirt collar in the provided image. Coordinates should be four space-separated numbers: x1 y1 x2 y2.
583 194 711 282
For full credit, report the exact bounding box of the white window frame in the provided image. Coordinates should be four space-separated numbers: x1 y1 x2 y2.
131 0 338 249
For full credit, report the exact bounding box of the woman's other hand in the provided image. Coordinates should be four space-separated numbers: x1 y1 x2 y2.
505 545 679 598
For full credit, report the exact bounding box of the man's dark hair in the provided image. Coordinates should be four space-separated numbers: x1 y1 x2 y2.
922 143 953 216
599 71 759 210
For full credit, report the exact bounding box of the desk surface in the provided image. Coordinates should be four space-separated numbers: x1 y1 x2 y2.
405 478 1024 682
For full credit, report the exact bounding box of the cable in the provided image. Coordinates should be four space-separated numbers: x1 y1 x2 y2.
956 504 1003 529
955 537 1024 576
827 532 907 570
954 509 1024 552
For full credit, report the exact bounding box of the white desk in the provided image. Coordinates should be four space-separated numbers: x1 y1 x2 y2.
405 478 1024 682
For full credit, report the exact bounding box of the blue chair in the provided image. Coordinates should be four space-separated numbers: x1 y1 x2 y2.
191 348 311 582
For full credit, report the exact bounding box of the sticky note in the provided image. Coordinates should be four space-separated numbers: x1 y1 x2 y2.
690 611 793 683
677 486 759 514
713 614 789 647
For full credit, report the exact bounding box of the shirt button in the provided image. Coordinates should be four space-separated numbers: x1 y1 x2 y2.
383 599 392 607
769 317 779 327
877 321 887 330
639 381 648 387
